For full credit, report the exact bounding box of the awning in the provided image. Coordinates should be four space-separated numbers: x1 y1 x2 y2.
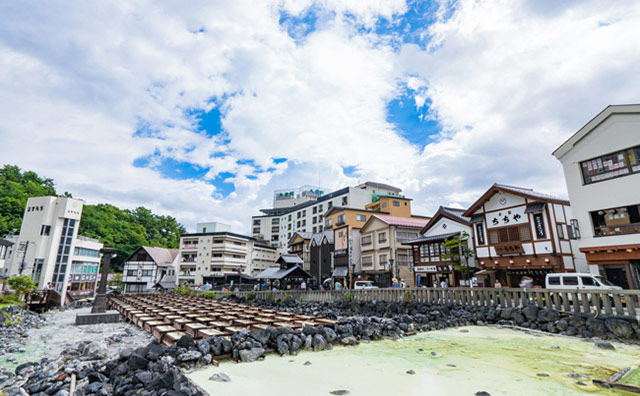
404 232 459 244
525 202 546 214
474 270 496 276
331 266 349 278
470 215 484 224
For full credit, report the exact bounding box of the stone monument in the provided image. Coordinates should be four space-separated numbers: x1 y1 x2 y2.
76 247 122 325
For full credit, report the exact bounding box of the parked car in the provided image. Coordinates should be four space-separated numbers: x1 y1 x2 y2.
545 273 622 291
354 281 378 290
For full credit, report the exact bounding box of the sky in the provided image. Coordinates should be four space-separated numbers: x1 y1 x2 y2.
1 0 640 233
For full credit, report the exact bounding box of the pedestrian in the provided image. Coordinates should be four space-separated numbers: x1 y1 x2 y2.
300 280 307 290
392 278 399 288
334 281 342 291
519 276 533 305
204 282 212 291
44 282 52 290
494 279 502 288
440 279 448 288
400 279 406 288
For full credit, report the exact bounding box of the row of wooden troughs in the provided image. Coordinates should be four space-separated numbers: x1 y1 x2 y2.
107 293 336 346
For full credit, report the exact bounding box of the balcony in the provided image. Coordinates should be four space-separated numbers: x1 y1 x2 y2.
179 272 195 278
182 244 198 250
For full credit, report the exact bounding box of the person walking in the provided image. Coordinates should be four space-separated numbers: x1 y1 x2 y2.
494 279 502 288
440 279 448 288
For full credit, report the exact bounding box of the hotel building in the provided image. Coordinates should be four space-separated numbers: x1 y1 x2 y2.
553 104 640 288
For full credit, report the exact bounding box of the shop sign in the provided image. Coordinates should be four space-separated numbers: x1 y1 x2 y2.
494 244 524 254
384 263 390 271
414 265 452 273
487 206 527 228
334 249 347 257
533 213 545 238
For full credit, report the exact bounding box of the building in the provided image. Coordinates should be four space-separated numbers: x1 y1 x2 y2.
67 236 103 299
4 196 103 304
287 232 313 271
309 230 334 287
553 104 640 288
359 215 429 287
251 182 403 252
254 254 313 289
122 246 179 293
0 238 14 291
195 222 232 233
462 184 587 287
404 206 475 288
177 231 277 285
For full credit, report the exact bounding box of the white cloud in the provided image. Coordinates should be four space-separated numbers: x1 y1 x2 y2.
1 0 639 236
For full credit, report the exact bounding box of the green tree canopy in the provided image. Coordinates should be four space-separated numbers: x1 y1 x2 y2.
1 164 186 272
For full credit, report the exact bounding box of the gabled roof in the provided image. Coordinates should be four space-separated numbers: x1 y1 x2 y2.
553 104 640 159
254 264 312 280
363 215 430 231
462 184 569 217
123 246 179 268
277 254 304 265
287 232 313 246
310 232 324 246
403 232 461 245
321 230 334 244
422 206 470 234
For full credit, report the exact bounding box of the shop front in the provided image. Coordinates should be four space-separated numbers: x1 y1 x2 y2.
477 254 564 288
581 245 640 289
414 264 456 288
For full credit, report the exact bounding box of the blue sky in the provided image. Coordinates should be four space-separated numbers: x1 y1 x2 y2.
2 0 639 232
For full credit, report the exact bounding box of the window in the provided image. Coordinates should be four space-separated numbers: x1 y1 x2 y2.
337 214 345 225
312 216 317 224
328 201 333 208
297 212 301 218
318 225 323 231
253 227 260 234
581 276 596 286
301 219 306 226
362 256 373 266
556 224 565 239
396 231 419 242
356 214 366 221
580 144 640 184
488 225 532 244
342 197 348 205
379 254 387 265
325 219 332 228
568 219 580 239
361 235 372 246
378 232 387 243
313 227 317 233
382 202 387 208
272 226 279 233
40 225 51 236
590 204 640 237
74 247 100 257
288 215 292 221
142 270 152 277
271 235 279 241
272 218 279 224
313 206 317 214
562 276 578 286
213 239 223 244
127 270 136 276
548 276 560 286
288 224 291 230
393 200 400 207
253 219 261 225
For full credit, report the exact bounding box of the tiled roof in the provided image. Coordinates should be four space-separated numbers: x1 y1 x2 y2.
372 215 430 229
439 206 470 224
141 246 178 267
255 264 312 280
277 254 303 265
494 184 569 204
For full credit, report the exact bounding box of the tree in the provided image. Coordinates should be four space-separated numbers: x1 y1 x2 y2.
7 275 37 300
0 165 57 236
442 232 475 285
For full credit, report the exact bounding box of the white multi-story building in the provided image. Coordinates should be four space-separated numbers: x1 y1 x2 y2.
177 232 277 285
122 246 179 293
5 196 103 304
553 104 640 289
0 238 15 291
67 235 103 299
251 182 403 253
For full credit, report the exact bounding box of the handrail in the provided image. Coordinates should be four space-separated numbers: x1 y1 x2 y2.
234 287 640 318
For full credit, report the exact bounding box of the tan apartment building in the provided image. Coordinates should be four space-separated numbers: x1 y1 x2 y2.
359 215 429 287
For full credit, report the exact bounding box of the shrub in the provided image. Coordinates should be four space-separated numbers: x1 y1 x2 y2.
202 291 217 299
176 285 193 296
344 290 353 302
265 291 273 300
7 276 37 300
245 291 256 301
1 293 22 306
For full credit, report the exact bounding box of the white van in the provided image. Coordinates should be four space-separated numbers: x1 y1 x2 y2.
354 281 378 290
545 273 622 291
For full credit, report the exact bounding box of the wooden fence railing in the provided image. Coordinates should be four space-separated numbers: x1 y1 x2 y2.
235 287 640 318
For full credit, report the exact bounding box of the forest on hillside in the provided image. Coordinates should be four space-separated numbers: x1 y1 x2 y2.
0 165 185 271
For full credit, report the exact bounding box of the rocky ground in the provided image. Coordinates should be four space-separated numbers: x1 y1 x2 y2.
1 297 638 396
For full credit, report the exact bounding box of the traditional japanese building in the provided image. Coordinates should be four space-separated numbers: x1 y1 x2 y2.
404 206 475 287
287 232 313 271
309 230 333 287
462 184 587 287
122 246 179 293
553 104 640 288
